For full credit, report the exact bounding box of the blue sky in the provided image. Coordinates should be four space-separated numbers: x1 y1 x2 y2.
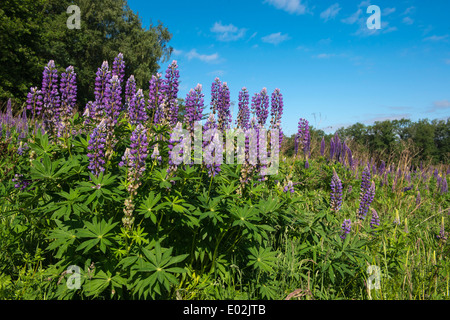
127 0 450 135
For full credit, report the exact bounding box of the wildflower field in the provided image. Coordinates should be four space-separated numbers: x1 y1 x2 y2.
0 53 449 300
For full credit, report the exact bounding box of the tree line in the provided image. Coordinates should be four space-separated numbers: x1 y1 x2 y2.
282 118 450 165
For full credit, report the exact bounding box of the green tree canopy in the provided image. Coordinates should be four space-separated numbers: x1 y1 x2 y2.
0 0 173 109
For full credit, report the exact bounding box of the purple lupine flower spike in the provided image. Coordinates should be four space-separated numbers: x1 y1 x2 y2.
251 88 270 127
41 60 61 126
103 75 122 124
184 84 204 135
360 166 371 202
87 123 107 178
210 77 221 115
270 88 284 146
296 118 310 156
59 65 77 120
93 61 111 121
128 89 148 125
217 81 232 131
112 52 125 84
26 87 43 118
125 75 136 107
370 208 380 230
283 180 294 193
358 181 376 220
128 124 149 183
203 113 222 177
437 217 448 241
163 60 180 126
236 87 250 130
330 170 343 212
340 219 351 240
149 73 163 124
347 146 353 168
167 122 185 180
320 137 325 156
440 175 448 194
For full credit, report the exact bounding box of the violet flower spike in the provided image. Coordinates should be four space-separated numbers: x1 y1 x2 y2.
128 89 148 125
330 170 343 212
217 82 232 132
360 166 372 202
358 181 376 220
236 87 250 130
87 125 107 178
320 137 325 157
41 60 61 125
112 52 125 84
184 84 204 135
26 87 43 118
296 118 310 156
340 219 351 240
370 208 380 230
59 65 77 120
149 73 163 123
251 88 269 127
125 75 137 107
163 60 180 126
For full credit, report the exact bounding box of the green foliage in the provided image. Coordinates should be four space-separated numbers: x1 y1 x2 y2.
0 106 449 301
0 0 173 107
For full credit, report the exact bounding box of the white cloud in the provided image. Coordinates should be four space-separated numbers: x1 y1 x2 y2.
318 38 332 45
402 17 414 25
382 7 396 16
428 100 450 112
314 53 335 59
186 49 220 63
207 70 226 77
264 0 308 15
320 3 341 22
403 6 416 16
172 49 183 56
445 59 450 65
261 32 290 45
247 32 258 42
424 35 449 42
341 9 362 24
211 22 247 41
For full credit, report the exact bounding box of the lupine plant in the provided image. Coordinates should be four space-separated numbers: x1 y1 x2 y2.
0 52 449 301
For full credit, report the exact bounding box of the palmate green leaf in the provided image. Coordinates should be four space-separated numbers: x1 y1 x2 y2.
217 180 239 197
76 172 123 208
46 221 78 259
28 130 53 156
247 246 278 273
164 195 189 214
48 188 89 219
257 282 279 300
84 270 128 298
131 242 188 299
231 205 261 232
150 168 178 189
198 193 224 224
76 217 118 254
256 196 282 215
137 191 165 223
